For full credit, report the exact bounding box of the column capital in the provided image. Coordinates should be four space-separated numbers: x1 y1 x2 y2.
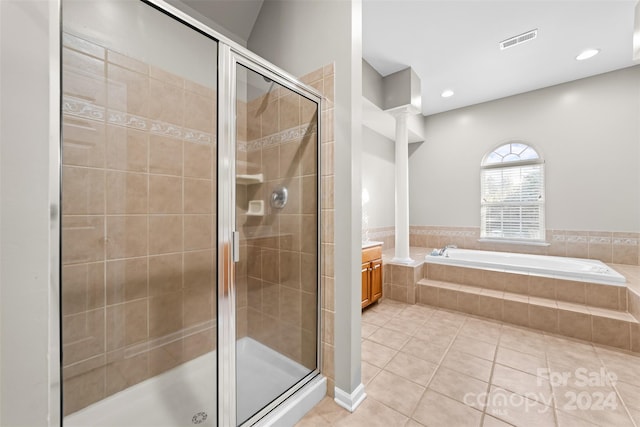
386 104 421 118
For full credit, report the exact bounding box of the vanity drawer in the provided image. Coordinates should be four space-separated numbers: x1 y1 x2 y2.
362 245 382 263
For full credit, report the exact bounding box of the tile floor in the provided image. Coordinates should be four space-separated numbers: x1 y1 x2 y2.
297 299 640 426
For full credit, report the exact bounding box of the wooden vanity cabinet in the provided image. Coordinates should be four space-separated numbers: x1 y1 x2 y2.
362 244 383 309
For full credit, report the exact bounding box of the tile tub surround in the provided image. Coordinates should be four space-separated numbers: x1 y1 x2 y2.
410 226 640 266
298 300 640 427
381 248 640 353
61 33 217 415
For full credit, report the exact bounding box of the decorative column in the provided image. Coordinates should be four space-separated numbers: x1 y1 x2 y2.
391 108 413 264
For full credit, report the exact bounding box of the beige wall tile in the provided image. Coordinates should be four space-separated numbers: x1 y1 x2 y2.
184 214 212 251
438 288 458 310
149 135 183 177
457 292 479 315
63 308 105 365
148 175 182 214
261 99 279 136
63 365 105 416
503 272 528 295
149 215 182 255
613 242 639 265
106 257 147 304
107 64 149 117
592 317 631 350
483 270 506 292
63 216 105 264
300 136 317 177
183 287 213 326
558 309 591 341
62 262 105 315
107 215 148 259
148 292 183 338
279 93 300 130
418 284 438 306
280 286 302 325
527 276 556 300
63 117 106 168
503 300 529 327
184 142 212 179
556 280 586 304
477 295 503 321
148 78 184 125
184 178 212 214
105 125 148 172
148 253 182 296
586 283 619 310
106 299 147 351
105 350 149 397
183 250 213 289
63 166 105 215
280 250 301 289
529 304 558 333
184 90 214 133
106 171 147 214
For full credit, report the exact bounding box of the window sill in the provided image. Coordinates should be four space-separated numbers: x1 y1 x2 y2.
477 238 550 247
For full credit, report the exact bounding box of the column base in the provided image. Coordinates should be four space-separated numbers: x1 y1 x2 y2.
334 383 366 413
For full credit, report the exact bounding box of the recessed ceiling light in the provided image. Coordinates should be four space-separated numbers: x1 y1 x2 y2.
576 49 600 61
441 89 454 98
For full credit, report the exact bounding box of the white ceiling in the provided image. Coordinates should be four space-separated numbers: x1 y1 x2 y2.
363 0 639 116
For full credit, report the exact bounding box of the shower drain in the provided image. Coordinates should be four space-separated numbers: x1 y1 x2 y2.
192 412 208 424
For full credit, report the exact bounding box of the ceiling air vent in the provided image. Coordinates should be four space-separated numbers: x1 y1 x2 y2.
499 29 538 50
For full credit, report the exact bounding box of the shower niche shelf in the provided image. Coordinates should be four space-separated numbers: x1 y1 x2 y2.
236 173 263 185
246 200 265 216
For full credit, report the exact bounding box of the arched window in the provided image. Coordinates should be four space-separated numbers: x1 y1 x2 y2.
481 142 545 241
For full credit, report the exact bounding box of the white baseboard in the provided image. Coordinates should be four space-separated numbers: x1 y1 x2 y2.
334 383 366 412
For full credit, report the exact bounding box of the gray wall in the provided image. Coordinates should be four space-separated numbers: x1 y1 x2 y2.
362 126 395 229
362 59 384 108
249 0 364 397
410 65 640 232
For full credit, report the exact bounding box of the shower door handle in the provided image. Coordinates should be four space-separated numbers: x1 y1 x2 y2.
232 230 240 262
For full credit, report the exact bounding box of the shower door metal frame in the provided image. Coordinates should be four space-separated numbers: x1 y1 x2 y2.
218 45 323 427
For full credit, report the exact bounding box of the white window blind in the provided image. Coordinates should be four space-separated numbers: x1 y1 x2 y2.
480 143 545 241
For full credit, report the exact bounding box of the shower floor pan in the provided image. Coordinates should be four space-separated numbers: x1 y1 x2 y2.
65 337 311 426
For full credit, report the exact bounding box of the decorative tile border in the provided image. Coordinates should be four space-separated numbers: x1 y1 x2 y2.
63 96 105 121
409 227 476 237
241 122 318 152
552 233 638 246
614 238 639 246
63 95 214 145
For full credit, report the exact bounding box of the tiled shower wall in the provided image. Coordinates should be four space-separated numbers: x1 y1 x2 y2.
61 33 217 414
235 71 320 369
410 226 640 265
235 64 336 392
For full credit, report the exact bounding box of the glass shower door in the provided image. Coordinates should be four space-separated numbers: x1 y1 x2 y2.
234 64 320 425
61 1 218 425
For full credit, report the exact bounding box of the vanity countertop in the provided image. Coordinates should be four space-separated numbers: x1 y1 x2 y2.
362 240 383 249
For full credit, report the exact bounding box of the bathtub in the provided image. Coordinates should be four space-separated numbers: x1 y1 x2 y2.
425 248 625 286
